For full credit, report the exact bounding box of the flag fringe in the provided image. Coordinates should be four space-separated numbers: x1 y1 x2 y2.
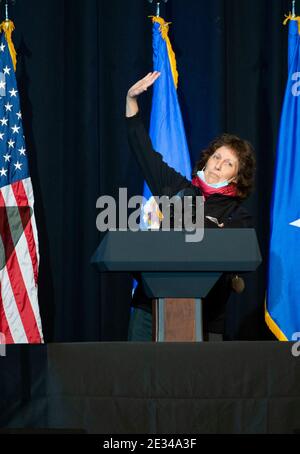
0 20 17 71
264 299 288 341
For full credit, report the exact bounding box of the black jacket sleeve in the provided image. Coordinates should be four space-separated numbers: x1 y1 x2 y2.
126 112 191 197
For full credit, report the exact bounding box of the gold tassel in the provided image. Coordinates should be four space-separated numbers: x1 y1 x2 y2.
0 20 17 71
149 16 179 89
283 12 300 35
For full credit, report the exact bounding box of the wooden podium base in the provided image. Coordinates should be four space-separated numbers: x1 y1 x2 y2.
153 298 203 342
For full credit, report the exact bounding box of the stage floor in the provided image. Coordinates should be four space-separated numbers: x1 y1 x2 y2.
1 341 300 434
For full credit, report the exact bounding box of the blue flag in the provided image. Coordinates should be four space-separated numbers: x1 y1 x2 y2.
266 18 300 340
141 17 191 228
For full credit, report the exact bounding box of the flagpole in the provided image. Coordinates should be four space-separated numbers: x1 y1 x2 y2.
147 0 168 18
5 0 9 20
0 0 15 22
156 2 160 17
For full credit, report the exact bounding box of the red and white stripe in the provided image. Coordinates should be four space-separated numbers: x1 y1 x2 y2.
0 177 43 344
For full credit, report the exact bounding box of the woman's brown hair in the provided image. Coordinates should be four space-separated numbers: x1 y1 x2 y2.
193 133 256 199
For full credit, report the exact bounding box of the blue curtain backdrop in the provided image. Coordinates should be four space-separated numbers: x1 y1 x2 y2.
6 0 290 341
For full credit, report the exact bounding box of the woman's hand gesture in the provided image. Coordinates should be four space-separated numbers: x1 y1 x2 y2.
127 71 161 99
126 71 160 117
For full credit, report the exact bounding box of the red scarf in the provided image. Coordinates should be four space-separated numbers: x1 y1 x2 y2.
191 175 238 200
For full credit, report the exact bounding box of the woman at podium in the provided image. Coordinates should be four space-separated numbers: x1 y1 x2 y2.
126 72 256 341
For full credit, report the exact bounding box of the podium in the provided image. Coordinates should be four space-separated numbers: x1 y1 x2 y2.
92 229 262 341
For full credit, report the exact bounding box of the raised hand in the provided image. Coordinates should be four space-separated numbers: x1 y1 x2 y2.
127 71 161 99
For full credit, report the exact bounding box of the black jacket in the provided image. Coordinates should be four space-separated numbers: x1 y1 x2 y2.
126 112 253 229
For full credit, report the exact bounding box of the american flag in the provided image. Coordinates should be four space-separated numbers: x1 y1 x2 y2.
0 29 43 343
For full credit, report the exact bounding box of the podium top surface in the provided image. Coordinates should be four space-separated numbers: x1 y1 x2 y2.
91 229 262 273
